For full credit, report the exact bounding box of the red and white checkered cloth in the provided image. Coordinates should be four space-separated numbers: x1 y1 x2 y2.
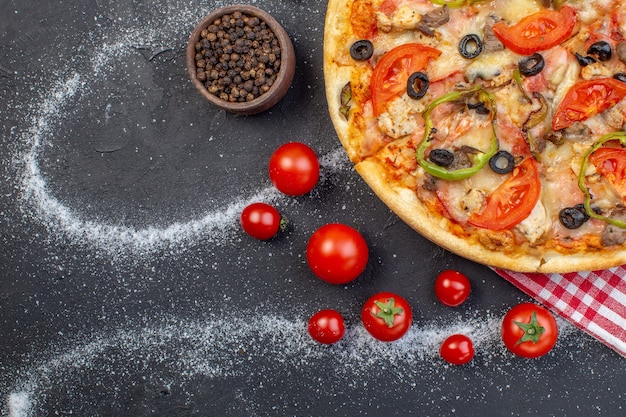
494 267 626 357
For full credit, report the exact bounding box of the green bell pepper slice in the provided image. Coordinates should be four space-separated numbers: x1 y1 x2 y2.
416 85 499 181
578 131 626 229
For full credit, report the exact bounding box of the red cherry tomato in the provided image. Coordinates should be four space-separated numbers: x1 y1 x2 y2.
308 309 346 344
492 6 577 56
361 292 412 342
469 158 541 231
590 146 626 199
370 43 441 116
552 78 626 131
434 270 471 307
268 142 320 196
306 223 369 284
240 202 282 240
440 334 474 365
501 303 558 358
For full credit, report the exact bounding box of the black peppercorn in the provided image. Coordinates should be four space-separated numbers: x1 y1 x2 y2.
195 11 282 102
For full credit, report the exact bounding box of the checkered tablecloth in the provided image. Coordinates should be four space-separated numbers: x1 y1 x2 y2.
493 267 626 357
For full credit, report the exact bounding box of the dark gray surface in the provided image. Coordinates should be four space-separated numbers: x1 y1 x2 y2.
0 1 624 416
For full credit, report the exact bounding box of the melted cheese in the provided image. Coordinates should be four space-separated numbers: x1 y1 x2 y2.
492 0 542 23
516 200 550 245
377 95 424 138
465 50 517 85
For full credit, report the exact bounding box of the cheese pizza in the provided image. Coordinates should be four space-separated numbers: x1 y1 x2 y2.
324 0 626 272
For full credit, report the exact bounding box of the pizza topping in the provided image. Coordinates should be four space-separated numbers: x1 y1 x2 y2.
580 62 614 81
467 100 490 115
575 53 597 67
587 40 613 62
371 43 442 116
579 132 626 229
459 34 483 59
616 42 626 64
375 5 422 33
516 199 550 244
482 17 505 53
615 73 626 83
523 92 549 130
518 53 545 77
559 204 590 229
429 0 486 7
489 150 515 174
350 0 377 39
491 6 577 56
464 50 517 85
429 148 455 167
419 5 450 28
350 40 374 61
339 82 352 120
589 147 626 200
552 78 626 131
418 86 499 180
469 158 541 231
376 95 424 138
602 212 626 246
407 72 430 99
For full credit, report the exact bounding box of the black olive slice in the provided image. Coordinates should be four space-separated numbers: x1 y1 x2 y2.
407 72 430 99
350 40 374 61
429 148 455 167
614 73 626 83
574 52 596 67
587 41 612 62
467 101 490 115
518 53 545 76
489 151 515 174
459 34 483 59
559 204 590 229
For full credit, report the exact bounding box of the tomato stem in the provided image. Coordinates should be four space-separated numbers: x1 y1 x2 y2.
513 311 545 345
372 298 403 328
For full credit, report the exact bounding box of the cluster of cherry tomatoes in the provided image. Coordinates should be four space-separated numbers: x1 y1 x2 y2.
240 142 559 363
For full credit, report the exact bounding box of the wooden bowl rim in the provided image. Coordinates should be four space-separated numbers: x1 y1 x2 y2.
186 4 296 115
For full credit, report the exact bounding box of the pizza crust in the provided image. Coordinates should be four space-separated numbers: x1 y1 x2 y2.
355 158 626 273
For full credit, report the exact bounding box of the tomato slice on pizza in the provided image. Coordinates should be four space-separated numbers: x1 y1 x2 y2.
370 43 441 116
469 158 541 231
552 78 626 131
590 147 626 200
492 6 577 56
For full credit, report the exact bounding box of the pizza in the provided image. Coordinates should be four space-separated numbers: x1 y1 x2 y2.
323 0 626 273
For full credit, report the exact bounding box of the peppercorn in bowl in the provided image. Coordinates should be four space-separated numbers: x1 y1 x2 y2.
186 5 296 115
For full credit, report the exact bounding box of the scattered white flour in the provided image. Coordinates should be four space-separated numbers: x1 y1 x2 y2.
1 311 576 416
12 1 350 259
7 392 31 417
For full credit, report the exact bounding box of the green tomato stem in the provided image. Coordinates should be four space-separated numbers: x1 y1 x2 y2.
372 298 403 328
513 311 545 345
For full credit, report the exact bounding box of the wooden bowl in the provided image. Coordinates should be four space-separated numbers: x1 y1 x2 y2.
186 4 296 115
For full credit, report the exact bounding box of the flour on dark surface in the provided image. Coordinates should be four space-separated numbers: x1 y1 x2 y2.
4 312 581 416
1 1 624 417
